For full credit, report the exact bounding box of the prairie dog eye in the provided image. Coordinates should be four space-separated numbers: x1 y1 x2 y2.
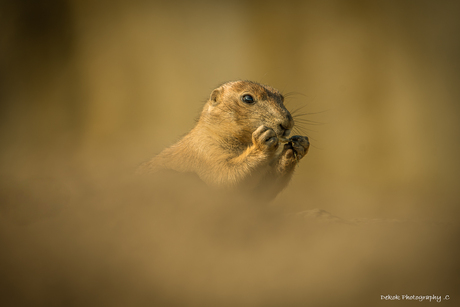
241 94 255 104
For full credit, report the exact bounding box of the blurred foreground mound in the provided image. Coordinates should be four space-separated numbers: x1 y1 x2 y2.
0 167 458 307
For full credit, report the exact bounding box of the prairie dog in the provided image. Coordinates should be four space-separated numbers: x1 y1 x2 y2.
139 80 309 201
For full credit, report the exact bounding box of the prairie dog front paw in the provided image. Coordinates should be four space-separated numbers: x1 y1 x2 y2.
252 125 279 153
278 135 310 172
289 135 309 160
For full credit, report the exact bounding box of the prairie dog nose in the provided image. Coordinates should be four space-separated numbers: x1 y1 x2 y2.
279 114 294 137
280 113 294 131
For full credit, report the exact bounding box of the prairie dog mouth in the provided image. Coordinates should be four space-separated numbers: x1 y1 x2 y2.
279 129 292 143
279 137 290 143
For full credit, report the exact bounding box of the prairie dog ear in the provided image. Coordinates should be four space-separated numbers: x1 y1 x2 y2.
210 88 222 105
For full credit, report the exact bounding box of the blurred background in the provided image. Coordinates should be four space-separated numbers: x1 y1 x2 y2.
1 0 459 306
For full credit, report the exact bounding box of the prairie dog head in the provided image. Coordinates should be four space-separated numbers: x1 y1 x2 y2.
202 81 294 145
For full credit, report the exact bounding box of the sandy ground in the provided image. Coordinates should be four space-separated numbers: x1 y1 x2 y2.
1 169 458 307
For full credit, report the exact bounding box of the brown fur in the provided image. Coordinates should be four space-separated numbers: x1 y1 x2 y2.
139 80 310 201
